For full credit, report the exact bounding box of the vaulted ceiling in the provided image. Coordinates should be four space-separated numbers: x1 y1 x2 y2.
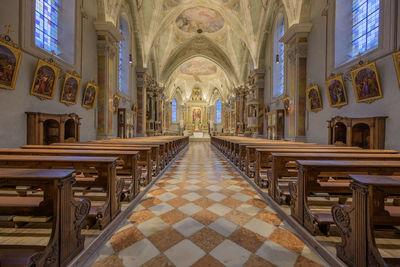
97 0 310 101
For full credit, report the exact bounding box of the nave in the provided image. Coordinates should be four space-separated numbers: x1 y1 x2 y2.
91 143 325 267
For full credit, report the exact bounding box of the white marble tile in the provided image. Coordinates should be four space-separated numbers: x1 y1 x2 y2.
181 192 202 201
119 239 159 266
207 203 232 216
244 218 276 237
137 217 169 236
209 218 238 237
186 184 201 191
210 240 251 267
206 192 227 202
164 240 206 267
236 204 261 216
173 217 204 237
157 192 177 202
256 240 299 267
206 185 222 192
226 185 243 192
148 203 174 216
231 192 252 202
178 203 202 215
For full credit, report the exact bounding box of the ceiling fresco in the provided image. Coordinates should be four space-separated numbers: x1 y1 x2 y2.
175 7 225 33
98 0 311 102
179 57 218 76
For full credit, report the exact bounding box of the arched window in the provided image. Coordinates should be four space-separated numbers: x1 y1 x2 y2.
335 0 380 66
215 99 222 124
171 98 177 123
272 13 285 97
118 17 130 95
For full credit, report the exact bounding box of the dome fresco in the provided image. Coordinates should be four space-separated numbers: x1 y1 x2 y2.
175 7 225 33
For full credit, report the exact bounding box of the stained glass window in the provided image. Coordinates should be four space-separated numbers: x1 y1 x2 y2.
351 0 380 57
35 0 60 55
119 18 130 95
172 98 177 123
273 14 285 97
215 99 222 124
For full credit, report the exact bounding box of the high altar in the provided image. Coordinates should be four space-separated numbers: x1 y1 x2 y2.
183 88 209 136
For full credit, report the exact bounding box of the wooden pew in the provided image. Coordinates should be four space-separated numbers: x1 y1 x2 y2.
0 149 139 203
332 174 400 266
22 144 152 187
255 148 397 188
0 155 119 229
243 144 360 177
270 153 400 204
52 142 161 176
0 168 90 266
292 160 400 235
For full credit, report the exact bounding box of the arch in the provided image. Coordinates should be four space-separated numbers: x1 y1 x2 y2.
160 36 240 84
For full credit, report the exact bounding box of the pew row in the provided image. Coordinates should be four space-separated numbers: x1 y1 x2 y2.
0 168 90 267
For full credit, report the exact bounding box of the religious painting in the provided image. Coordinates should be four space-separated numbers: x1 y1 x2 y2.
350 62 382 103
82 82 97 109
325 74 348 108
0 39 22 90
30 59 60 100
176 7 225 33
392 51 400 88
192 108 201 122
306 85 323 112
60 72 80 105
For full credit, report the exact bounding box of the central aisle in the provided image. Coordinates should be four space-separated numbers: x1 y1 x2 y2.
92 143 325 267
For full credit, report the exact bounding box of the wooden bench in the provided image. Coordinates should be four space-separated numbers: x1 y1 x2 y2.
292 160 400 235
0 155 119 229
269 153 400 205
52 142 162 176
255 148 398 188
332 175 400 266
0 168 90 266
23 144 153 187
0 149 139 203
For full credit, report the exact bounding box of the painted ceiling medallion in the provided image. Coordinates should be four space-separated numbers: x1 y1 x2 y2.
180 57 218 76
175 7 225 33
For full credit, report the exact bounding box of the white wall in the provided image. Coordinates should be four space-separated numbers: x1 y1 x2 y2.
0 0 98 148
306 0 400 150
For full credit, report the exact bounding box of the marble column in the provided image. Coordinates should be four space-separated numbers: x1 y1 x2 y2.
281 23 312 142
250 69 266 136
136 68 146 136
94 22 121 139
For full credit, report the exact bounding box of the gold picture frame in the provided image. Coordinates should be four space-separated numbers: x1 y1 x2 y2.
392 51 400 88
306 84 323 112
82 82 98 109
60 72 80 105
30 59 60 100
0 38 22 90
350 62 382 103
325 74 348 108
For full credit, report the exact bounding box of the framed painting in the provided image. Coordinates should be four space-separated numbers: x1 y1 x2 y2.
0 38 22 90
30 59 60 100
350 62 382 103
325 74 348 108
60 72 80 105
306 85 323 112
82 82 97 109
392 51 400 88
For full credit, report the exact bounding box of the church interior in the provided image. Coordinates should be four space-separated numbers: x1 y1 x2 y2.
1 0 400 266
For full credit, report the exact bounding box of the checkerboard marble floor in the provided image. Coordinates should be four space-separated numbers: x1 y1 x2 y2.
91 143 326 267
